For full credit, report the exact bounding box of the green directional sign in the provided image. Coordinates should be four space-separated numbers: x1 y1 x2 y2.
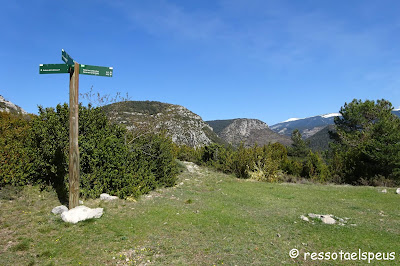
39 64 71 74
62 49 75 65
79 64 113 77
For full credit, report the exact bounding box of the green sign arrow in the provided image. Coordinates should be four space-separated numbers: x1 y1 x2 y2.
62 49 75 65
39 64 71 74
79 64 113 77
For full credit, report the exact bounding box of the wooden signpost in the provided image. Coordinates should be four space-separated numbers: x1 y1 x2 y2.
39 49 113 209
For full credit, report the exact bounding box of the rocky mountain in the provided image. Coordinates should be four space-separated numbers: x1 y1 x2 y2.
102 101 223 147
206 119 292 147
272 110 400 142
270 113 341 139
0 95 27 114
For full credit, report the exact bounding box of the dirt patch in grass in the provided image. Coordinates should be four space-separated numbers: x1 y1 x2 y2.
0 228 14 253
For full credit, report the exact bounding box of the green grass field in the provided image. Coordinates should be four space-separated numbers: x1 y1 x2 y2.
1 161 400 265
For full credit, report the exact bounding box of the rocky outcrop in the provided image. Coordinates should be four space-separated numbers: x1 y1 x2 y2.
0 95 27 114
207 118 292 147
103 101 222 147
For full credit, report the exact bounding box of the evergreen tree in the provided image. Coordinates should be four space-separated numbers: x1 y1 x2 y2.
331 99 400 184
288 129 309 158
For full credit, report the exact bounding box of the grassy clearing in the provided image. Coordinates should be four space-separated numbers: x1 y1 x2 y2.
1 162 400 265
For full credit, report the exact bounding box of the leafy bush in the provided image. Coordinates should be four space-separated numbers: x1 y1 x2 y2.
174 144 196 162
194 142 288 181
301 151 330 182
27 103 177 200
0 112 34 186
232 143 251 178
281 159 303 177
247 144 287 182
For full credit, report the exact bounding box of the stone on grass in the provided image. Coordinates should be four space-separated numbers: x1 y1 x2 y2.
61 206 103 224
100 193 118 201
302 213 353 226
308 213 319 219
381 189 387 193
306 213 339 225
321 215 336 225
52 205 68 215
300 215 309 222
396 188 400 194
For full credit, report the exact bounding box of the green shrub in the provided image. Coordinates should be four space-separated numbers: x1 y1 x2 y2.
131 131 178 188
174 144 196 162
232 143 251 178
301 151 330 182
281 159 303 176
28 103 177 200
248 158 281 182
247 144 285 182
0 112 34 186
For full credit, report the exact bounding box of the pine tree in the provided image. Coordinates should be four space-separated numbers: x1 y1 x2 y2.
332 99 400 183
288 129 310 158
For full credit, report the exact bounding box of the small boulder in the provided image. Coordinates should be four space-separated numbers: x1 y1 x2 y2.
300 215 309 222
308 213 320 219
321 215 336 225
396 188 400 194
306 213 338 225
61 206 103 224
100 193 118 201
52 205 68 215
381 189 387 193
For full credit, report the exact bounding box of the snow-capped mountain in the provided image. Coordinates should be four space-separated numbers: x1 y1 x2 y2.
271 110 400 139
270 113 342 139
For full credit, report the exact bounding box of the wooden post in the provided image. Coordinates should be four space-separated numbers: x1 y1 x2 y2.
40 50 113 209
69 62 80 209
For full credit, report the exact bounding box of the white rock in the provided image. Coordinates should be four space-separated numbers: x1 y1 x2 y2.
396 188 400 194
307 213 337 225
61 206 103 224
308 213 320 219
321 215 336 225
300 215 309 222
52 205 68 215
381 189 387 193
100 193 118 201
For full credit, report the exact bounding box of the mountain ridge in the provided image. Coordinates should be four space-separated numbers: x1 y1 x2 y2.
102 100 224 147
0 95 28 115
270 113 342 139
271 110 400 140
206 118 292 147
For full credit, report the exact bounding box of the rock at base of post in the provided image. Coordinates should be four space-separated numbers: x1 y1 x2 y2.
61 206 103 224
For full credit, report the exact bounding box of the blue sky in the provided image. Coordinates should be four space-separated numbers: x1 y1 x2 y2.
1 0 399 125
